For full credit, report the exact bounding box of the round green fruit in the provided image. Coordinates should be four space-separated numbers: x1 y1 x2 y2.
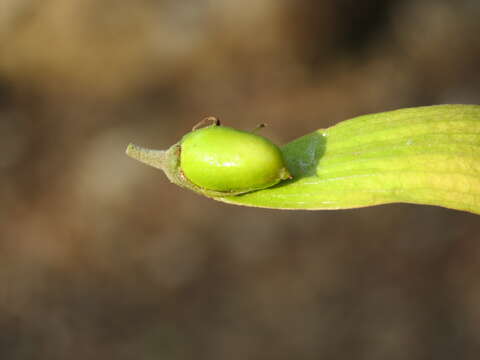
180 124 291 194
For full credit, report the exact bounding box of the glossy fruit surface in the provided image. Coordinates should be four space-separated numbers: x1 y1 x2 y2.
180 125 291 194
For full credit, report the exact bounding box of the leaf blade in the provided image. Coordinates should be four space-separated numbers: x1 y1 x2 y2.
217 105 480 214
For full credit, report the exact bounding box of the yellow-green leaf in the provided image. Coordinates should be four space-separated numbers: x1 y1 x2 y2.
218 105 480 214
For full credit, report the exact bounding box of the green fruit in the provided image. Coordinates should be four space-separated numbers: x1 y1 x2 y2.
180 125 291 194
125 121 292 196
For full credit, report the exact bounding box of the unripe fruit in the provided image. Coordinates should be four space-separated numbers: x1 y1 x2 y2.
125 119 292 197
180 125 291 194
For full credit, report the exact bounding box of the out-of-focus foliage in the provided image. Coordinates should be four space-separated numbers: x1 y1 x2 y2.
0 0 479 359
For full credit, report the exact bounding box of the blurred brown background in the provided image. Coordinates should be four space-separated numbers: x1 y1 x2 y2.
1 0 480 359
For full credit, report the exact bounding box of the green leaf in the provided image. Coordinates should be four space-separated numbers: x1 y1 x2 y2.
217 105 480 215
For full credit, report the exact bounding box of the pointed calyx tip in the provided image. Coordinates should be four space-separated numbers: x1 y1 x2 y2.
125 142 170 172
